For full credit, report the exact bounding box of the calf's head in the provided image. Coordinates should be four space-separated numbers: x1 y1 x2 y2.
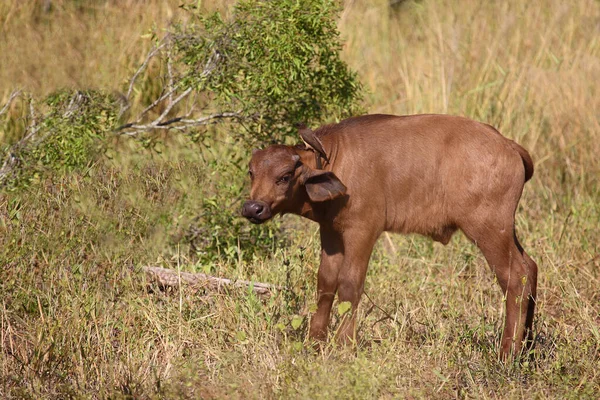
242 145 346 224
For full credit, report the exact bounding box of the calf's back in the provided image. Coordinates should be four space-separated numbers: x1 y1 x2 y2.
315 114 531 242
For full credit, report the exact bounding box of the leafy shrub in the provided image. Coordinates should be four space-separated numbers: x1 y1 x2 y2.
174 0 363 145
0 89 118 188
163 0 364 263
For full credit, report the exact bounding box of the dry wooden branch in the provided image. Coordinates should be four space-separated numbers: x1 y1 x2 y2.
116 34 236 136
143 266 282 297
117 111 243 135
0 90 21 118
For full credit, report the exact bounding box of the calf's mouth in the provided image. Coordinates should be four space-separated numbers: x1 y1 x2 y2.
241 200 272 224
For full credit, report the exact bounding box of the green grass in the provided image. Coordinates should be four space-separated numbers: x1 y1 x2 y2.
1 0 600 398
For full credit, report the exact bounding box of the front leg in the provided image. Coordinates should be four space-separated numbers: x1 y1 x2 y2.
309 227 344 341
335 226 380 344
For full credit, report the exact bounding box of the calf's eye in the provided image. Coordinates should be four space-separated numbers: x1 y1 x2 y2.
277 173 292 184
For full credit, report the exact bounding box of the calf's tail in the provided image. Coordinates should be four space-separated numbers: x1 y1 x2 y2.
510 142 534 183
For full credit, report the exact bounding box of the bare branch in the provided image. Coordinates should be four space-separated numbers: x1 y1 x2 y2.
155 87 193 126
126 37 171 100
199 49 222 79
117 111 242 136
143 265 282 297
0 90 21 118
166 42 175 106
129 87 173 124
19 96 41 143
0 152 19 184
62 90 87 119
0 95 43 184
117 33 227 136
119 36 171 119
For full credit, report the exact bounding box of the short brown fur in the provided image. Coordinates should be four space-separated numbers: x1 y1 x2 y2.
242 114 537 360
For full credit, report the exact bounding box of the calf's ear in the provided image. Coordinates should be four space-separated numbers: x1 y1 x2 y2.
304 170 347 202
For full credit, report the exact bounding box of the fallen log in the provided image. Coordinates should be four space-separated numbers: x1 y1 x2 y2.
142 266 281 297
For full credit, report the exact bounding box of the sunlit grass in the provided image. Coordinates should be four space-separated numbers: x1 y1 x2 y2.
1 0 599 398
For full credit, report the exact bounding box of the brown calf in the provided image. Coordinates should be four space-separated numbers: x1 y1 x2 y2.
242 114 537 360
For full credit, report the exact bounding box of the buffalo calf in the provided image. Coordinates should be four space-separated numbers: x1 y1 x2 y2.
242 114 537 360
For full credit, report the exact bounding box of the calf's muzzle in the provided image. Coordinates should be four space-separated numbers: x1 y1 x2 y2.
242 200 272 224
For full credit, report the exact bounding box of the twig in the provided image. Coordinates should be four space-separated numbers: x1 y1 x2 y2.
363 290 400 328
0 151 19 183
143 265 283 297
117 111 242 135
130 86 176 124
155 87 192 126
124 40 183 126
0 90 21 118
166 43 175 107
0 94 39 184
121 35 171 108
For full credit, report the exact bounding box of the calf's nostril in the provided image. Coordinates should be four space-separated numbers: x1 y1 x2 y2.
242 202 254 218
242 201 269 220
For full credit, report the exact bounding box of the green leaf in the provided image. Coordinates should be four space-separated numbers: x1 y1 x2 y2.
292 341 303 352
337 301 352 316
236 331 247 342
275 322 286 332
291 315 304 330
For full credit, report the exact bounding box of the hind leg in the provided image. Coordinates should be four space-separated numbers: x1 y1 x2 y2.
463 223 536 360
514 233 538 347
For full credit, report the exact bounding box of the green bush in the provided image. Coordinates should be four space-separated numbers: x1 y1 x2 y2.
1 89 118 189
174 0 363 145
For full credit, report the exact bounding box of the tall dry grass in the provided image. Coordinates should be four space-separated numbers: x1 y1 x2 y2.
0 1 174 97
0 0 235 103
